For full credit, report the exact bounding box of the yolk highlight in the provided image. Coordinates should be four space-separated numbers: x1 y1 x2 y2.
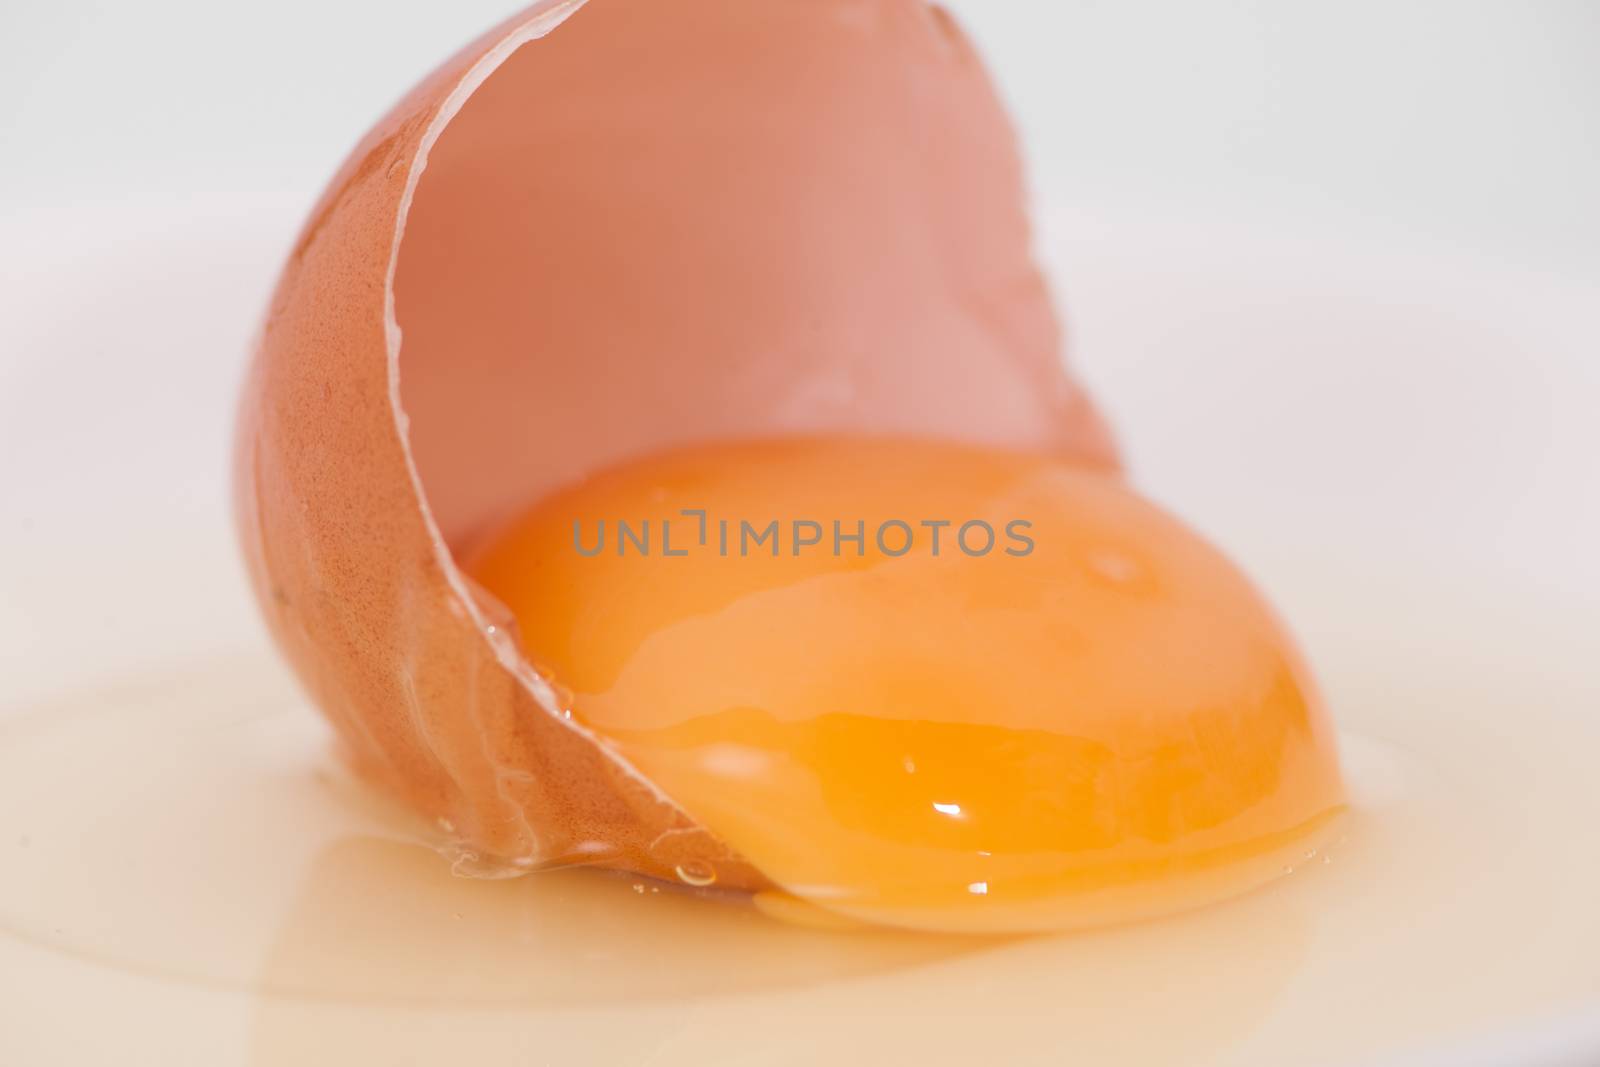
465 437 1344 933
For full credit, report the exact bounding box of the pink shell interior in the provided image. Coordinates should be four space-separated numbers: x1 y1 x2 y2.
398 0 1115 547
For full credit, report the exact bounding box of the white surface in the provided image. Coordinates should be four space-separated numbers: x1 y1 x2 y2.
1 2 1597 1064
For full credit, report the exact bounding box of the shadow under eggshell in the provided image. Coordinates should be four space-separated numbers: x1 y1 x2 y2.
234 0 1117 888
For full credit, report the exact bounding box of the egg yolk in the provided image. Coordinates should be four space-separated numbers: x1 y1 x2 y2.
464 436 1344 933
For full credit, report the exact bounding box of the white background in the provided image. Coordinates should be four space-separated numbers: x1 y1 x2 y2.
4 1 1597 269
3 0 1597 707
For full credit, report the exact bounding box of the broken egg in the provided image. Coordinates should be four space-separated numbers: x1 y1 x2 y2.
234 0 1343 932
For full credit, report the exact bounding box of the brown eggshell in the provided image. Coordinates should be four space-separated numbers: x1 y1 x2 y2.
234 0 1118 890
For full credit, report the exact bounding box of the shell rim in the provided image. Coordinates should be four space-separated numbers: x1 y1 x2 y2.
379 0 696 862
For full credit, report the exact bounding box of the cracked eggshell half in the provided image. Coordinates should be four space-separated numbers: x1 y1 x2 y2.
233 0 1118 890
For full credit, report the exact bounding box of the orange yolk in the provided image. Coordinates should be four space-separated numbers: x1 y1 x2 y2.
465 436 1344 933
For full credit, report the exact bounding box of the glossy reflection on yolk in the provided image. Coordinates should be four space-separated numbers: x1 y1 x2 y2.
464 437 1344 933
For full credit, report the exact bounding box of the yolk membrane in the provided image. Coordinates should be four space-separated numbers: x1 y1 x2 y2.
465 436 1345 933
